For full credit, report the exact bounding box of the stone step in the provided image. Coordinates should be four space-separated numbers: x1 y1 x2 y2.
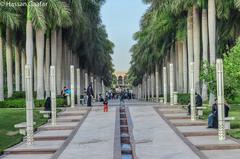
197 144 240 150
49 119 81 122
166 116 190 120
174 122 206 127
161 110 187 114
38 126 75 131
182 131 218 137
34 136 68 141
58 113 85 116
5 149 57 155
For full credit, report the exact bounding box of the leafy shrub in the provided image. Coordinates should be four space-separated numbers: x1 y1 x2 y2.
11 91 25 99
0 98 66 108
178 93 190 105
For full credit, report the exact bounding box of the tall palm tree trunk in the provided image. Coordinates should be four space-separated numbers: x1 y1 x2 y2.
61 40 66 88
44 35 50 97
21 51 26 91
187 9 194 93
177 41 183 93
182 39 188 93
51 30 57 66
208 0 216 64
193 5 201 94
36 30 45 99
208 0 216 105
174 42 178 91
0 28 4 100
56 28 62 95
202 9 209 101
34 55 37 91
6 28 13 98
26 21 34 66
15 45 20 91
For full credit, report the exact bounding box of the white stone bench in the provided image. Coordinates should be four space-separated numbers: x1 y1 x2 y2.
225 117 235 130
14 122 36 135
39 110 51 118
159 97 164 103
196 107 207 116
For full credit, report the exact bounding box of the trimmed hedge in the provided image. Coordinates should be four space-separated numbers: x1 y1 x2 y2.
7 91 37 99
0 98 65 108
177 93 190 105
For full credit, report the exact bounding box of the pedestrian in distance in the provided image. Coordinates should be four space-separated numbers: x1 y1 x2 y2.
87 82 94 107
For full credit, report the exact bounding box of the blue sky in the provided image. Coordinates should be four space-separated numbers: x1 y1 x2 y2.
101 0 148 71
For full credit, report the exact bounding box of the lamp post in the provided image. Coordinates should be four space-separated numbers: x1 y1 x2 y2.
170 64 174 106
216 59 225 141
70 65 75 108
50 66 56 126
25 65 34 145
190 62 196 121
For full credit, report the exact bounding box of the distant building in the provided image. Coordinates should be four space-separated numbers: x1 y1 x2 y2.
114 71 128 88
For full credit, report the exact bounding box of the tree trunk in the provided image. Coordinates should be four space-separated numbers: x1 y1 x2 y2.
193 5 201 94
182 39 188 93
174 42 178 91
187 9 194 92
61 40 66 88
208 0 216 64
51 30 57 66
26 21 34 66
34 55 37 91
45 35 50 97
15 45 20 91
202 9 209 101
208 0 216 105
0 29 4 100
21 51 26 91
6 28 13 98
177 41 183 93
36 30 45 99
56 28 62 95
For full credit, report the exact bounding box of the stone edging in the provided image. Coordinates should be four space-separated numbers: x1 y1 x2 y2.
113 107 121 159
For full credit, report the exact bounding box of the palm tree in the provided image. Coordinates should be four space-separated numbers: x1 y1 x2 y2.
193 5 201 94
0 1 20 98
202 0 209 101
0 26 3 100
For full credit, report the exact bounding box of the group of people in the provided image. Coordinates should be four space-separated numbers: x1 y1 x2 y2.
187 93 230 129
61 83 94 107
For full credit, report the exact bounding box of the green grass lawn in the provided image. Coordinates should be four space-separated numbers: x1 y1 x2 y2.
202 104 240 139
0 108 48 153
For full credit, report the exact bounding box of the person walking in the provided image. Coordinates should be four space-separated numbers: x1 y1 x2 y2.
87 83 94 107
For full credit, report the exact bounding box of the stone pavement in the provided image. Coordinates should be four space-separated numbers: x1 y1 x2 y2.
1 100 240 159
129 106 200 159
57 107 116 159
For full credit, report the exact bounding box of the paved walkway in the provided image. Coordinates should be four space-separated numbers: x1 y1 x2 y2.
129 106 200 159
57 107 116 159
1 100 240 159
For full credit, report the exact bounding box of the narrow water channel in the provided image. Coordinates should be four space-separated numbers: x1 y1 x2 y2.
119 105 134 159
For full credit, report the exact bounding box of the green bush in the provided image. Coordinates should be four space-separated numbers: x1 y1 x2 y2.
178 93 190 105
0 98 66 108
11 91 25 99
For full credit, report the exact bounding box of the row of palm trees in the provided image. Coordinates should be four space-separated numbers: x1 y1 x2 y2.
0 0 114 101
129 0 240 102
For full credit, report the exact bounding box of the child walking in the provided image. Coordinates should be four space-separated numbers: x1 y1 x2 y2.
103 98 108 112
